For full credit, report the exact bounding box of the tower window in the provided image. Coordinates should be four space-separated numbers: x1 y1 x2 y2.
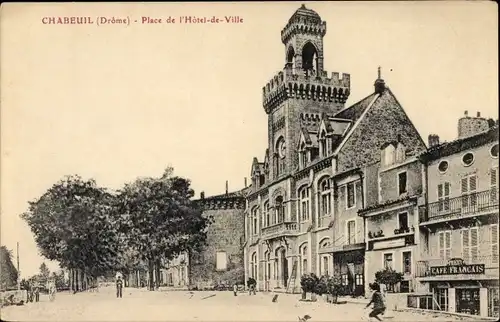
301 42 318 72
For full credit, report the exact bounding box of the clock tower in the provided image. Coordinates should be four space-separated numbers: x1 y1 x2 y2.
263 4 351 181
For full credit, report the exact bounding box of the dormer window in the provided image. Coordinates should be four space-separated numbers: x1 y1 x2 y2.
382 144 396 166
319 131 327 157
395 143 406 163
299 142 308 168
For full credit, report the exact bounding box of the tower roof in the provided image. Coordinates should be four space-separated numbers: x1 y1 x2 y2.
289 4 321 23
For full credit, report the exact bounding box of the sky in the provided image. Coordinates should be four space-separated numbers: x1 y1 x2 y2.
1 2 498 278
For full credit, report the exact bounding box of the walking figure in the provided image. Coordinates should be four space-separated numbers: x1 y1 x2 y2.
365 282 386 321
116 276 123 298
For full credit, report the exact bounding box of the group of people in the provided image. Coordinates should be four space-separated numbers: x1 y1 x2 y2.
25 283 40 303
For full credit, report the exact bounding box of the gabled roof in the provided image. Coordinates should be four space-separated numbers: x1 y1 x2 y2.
250 157 265 176
334 93 377 122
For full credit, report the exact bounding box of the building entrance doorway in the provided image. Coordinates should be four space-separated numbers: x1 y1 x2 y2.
456 288 480 316
280 248 289 288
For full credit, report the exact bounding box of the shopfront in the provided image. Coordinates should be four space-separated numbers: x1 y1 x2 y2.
333 247 365 297
418 259 499 318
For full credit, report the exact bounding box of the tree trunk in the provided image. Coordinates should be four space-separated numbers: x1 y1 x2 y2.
155 259 161 289
148 259 154 291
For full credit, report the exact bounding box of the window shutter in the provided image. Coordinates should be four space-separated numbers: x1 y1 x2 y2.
469 175 477 192
491 224 499 264
439 232 445 259
438 184 443 199
444 182 450 197
445 231 451 260
462 229 470 263
470 228 478 262
491 168 498 204
461 178 469 194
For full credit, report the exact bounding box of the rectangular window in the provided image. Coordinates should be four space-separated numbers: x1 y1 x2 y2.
322 256 329 276
402 251 412 274
355 274 364 286
216 251 227 271
341 274 349 286
461 174 477 210
438 231 452 260
491 224 498 264
434 288 449 311
347 220 356 245
398 172 407 195
437 182 451 212
462 227 479 263
346 182 356 209
398 212 409 230
384 253 393 269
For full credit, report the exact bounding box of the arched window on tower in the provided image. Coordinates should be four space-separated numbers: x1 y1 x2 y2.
302 42 318 75
287 46 296 73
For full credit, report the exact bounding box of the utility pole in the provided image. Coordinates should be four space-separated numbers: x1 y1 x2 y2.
17 242 20 290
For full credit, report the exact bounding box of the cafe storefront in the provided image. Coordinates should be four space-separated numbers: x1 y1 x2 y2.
416 258 499 318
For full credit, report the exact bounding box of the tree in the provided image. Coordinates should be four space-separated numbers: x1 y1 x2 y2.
0 246 18 291
116 167 210 291
39 262 50 280
374 268 404 293
21 175 122 288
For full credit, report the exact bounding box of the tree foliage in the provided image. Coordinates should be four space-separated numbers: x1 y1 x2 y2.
39 262 50 280
374 267 404 292
116 168 209 265
21 168 209 287
0 246 18 290
21 175 122 277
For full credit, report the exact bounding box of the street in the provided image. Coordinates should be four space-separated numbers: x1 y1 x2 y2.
1 286 478 321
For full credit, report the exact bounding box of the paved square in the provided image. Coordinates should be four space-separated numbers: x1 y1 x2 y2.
1 287 477 321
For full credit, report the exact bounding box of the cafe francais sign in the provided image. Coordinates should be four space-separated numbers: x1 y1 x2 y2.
429 258 485 276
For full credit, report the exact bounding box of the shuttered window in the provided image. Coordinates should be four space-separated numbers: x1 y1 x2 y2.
438 182 450 211
438 231 451 260
461 175 477 210
491 224 499 264
462 227 479 263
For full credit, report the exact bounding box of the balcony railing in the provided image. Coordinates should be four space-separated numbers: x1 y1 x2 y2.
416 256 499 278
261 222 298 239
419 189 499 223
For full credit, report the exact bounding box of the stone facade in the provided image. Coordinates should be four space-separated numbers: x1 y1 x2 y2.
187 193 246 290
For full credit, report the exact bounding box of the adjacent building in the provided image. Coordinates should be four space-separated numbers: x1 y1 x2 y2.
415 114 499 318
360 142 426 296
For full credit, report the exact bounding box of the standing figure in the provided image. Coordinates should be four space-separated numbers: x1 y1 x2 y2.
34 284 40 302
116 276 123 298
233 283 238 296
365 282 385 321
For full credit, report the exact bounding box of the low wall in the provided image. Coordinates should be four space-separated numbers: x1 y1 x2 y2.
0 290 27 306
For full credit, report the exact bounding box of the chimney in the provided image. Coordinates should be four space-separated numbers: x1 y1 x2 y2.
200 191 205 199
374 66 386 94
225 180 228 195
244 177 247 188
477 111 481 117
428 134 440 147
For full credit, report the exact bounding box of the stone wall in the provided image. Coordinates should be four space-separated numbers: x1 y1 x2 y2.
190 206 245 289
